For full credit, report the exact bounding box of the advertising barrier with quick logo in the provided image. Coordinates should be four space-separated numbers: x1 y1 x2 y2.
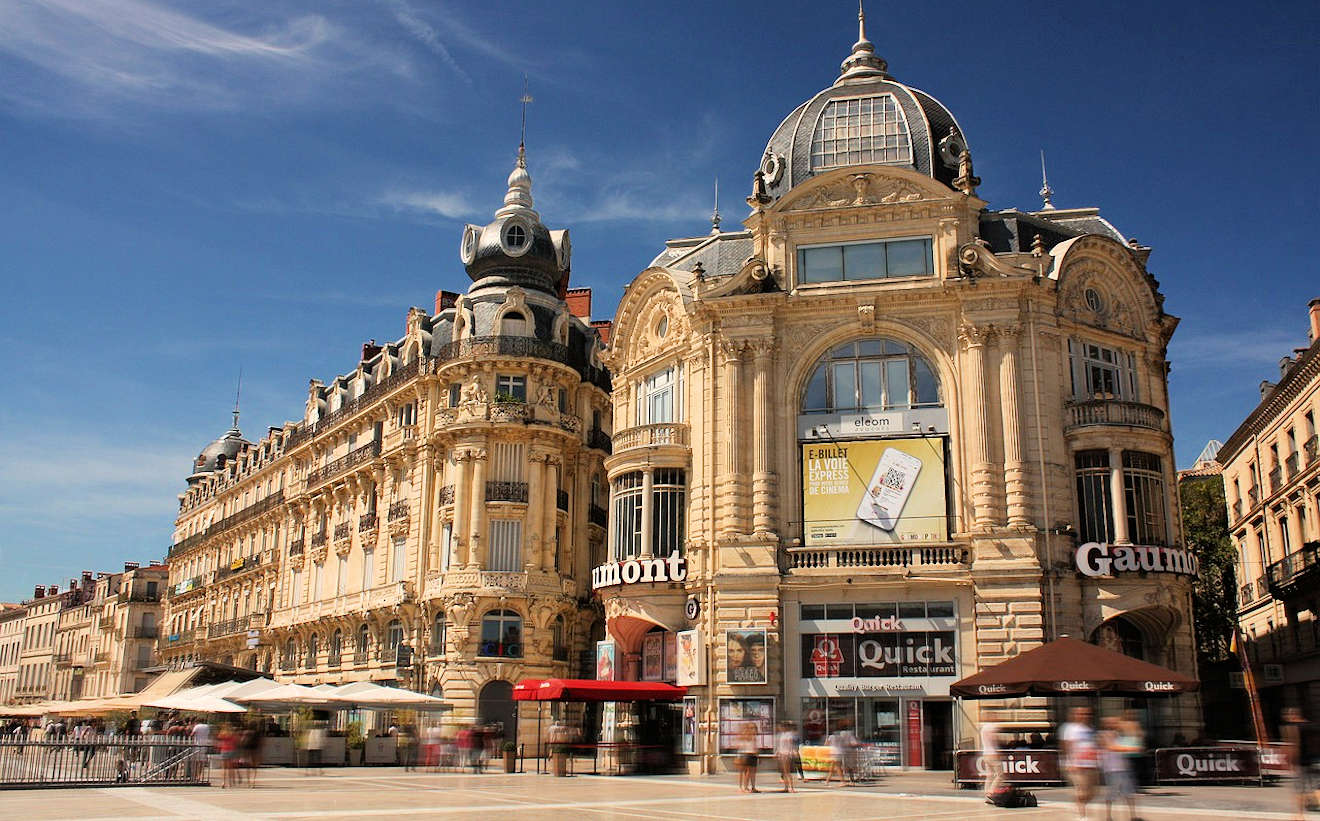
954 750 1062 784
1153 747 1261 783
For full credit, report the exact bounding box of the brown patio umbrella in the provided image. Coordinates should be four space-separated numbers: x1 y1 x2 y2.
950 636 1198 698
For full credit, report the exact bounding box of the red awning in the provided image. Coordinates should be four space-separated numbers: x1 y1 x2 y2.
949 637 1199 698
513 678 688 702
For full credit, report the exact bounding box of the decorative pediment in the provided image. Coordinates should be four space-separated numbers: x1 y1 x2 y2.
1053 235 1165 342
776 167 957 213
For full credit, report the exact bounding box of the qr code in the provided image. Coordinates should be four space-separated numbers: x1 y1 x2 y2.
882 467 905 489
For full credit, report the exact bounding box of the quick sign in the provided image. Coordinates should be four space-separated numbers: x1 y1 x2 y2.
954 750 1062 785
592 552 687 590
1153 747 1260 782
1074 542 1199 579
801 631 957 678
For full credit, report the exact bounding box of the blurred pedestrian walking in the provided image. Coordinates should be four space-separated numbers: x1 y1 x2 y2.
774 720 798 792
1060 706 1098 821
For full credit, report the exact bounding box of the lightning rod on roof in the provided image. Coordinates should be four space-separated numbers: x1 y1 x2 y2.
1039 150 1056 210
711 178 721 234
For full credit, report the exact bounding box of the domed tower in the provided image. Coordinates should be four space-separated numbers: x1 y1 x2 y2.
425 142 611 738
754 5 972 207
186 410 250 486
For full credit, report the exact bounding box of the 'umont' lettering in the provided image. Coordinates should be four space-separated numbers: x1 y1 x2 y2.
592 552 687 590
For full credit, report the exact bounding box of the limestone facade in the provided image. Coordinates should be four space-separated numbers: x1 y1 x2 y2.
596 18 1199 770
1219 298 1320 724
163 148 611 744
0 604 24 705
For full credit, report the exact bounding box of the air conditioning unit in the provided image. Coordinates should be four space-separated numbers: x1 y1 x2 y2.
1262 664 1284 684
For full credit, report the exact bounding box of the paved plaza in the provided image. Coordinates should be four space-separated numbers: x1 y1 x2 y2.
1 767 1307 820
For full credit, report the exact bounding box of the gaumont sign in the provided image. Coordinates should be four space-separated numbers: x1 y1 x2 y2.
954 750 1062 784
592 552 687 590
1154 747 1260 782
1075 542 1199 579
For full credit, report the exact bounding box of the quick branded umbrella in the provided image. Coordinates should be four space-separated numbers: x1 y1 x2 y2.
949 636 1198 698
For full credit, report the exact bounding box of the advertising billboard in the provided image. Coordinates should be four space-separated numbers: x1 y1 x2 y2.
801 437 947 546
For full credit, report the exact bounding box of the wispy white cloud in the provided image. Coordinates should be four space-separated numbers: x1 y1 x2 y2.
377 188 479 220
1168 328 1307 370
380 0 472 86
0 0 338 116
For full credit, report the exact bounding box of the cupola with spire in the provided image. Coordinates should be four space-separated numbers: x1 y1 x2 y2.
752 3 971 206
458 142 570 298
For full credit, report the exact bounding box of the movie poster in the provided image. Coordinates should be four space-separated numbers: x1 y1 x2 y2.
681 697 698 754
801 437 948 546
726 628 768 685
596 640 616 682
717 697 774 754
676 629 704 686
642 633 664 681
663 632 678 682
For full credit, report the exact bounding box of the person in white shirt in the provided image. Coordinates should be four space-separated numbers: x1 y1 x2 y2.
980 720 1002 802
1059 707 1098 821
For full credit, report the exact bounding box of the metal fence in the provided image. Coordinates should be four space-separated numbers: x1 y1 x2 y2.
0 737 209 788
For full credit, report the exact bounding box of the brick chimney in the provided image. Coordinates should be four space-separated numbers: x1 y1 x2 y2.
1309 298 1320 344
435 290 460 314
33 585 45 599
361 339 382 362
124 562 140 572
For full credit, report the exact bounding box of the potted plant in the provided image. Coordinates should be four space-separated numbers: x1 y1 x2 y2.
346 720 365 767
501 740 517 773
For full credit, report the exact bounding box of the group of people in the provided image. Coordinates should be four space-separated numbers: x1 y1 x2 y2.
733 718 871 793
215 721 267 786
1055 706 1145 821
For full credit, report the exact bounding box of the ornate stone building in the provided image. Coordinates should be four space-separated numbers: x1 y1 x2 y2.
596 13 1199 770
1219 298 1320 728
163 145 611 742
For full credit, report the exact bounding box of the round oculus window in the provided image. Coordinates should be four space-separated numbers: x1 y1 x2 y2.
501 219 532 257
1084 287 1104 313
656 316 668 338
460 225 479 264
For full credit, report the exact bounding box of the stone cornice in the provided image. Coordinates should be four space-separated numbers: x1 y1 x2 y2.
1220 337 1320 464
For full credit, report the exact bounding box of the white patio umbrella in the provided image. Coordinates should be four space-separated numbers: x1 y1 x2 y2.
329 681 451 711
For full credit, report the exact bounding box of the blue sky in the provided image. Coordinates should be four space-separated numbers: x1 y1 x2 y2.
1 0 1317 601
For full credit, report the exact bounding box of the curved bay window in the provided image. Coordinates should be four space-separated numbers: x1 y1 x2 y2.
1075 450 1116 544
653 469 686 557
611 469 687 560
479 610 522 658
1122 451 1167 546
802 338 940 413
612 472 644 560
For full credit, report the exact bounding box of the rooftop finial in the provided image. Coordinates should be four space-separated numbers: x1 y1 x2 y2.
231 366 242 431
496 78 539 220
837 0 888 83
711 178 721 234
519 74 533 153
1039 150 1055 210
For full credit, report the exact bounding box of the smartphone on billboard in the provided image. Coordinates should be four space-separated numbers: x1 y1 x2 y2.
856 447 922 531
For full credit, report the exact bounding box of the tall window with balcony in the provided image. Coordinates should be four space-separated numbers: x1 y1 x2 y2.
390 537 405 583
489 520 522 572
431 612 446 656
362 548 375 590
336 554 347 596
640 366 680 425
386 620 404 655
495 374 526 403
1068 341 1138 400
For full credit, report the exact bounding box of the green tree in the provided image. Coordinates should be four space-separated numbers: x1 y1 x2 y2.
1179 474 1239 664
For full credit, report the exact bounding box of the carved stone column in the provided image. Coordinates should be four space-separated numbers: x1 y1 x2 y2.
997 326 1030 528
451 449 471 568
542 455 560 572
719 338 745 537
750 339 778 535
641 469 655 558
417 443 435 577
958 323 996 530
526 453 545 570
467 447 488 568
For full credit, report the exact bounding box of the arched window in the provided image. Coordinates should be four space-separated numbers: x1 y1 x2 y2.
357 623 370 656
386 619 404 651
431 612 446 655
801 338 940 413
306 634 319 667
283 638 297 670
479 610 522 658
552 615 567 662
501 310 529 336
329 629 343 666
810 94 912 170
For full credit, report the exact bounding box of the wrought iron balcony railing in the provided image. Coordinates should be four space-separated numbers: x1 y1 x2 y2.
387 501 409 522
587 428 612 454
589 504 607 528
486 481 529 503
358 513 377 532
306 440 382 488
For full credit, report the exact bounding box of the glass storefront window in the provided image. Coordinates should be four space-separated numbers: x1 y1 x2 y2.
856 698 902 765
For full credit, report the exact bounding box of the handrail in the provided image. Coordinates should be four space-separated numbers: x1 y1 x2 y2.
1064 399 1165 431
306 440 381 488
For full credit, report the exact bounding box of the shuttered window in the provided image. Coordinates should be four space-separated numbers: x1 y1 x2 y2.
489 519 522 572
